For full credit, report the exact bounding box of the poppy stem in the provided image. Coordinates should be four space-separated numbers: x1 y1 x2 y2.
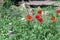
28 21 30 26
28 21 32 30
28 21 30 25
56 13 58 17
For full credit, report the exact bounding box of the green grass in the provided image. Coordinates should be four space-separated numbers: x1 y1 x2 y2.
0 3 60 40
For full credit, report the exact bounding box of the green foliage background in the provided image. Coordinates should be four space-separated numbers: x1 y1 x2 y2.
0 0 60 40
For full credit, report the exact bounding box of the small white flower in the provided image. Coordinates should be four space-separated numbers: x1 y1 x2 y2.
9 22 12 26
42 11 49 16
7 30 13 35
21 17 26 21
44 11 49 15
8 30 13 33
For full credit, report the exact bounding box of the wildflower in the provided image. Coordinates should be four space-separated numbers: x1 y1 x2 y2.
37 17 43 22
9 22 12 26
50 16 56 21
37 9 42 14
21 17 25 20
35 15 40 19
26 15 32 21
56 9 60 13
21 17 26 21
42 11 49 16
35 15 43 22
7 30 13 35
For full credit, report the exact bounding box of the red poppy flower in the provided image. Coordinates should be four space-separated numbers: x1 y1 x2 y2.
26 15 32 21
37 9 42 14
35 15 40 19
35 15 43 22
50 16 55 21
56 9 60 13
37 17 43 22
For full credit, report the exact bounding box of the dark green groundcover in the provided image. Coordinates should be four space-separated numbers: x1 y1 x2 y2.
0 0 60 40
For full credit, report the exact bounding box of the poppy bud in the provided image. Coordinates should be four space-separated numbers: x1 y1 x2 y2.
35 15 43 22
35 15 40 19
50 16 56 21
37 9 42 14
56 9 60 13
37 17 43 22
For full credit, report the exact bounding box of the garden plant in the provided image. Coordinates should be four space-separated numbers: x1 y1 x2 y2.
0 0 60 40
